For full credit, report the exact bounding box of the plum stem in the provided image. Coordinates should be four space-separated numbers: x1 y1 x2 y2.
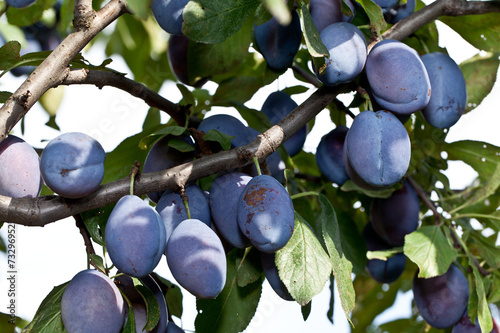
253 157 262 176
180 188 191 219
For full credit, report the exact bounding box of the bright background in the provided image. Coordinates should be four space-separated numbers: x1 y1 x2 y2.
1 6 499 333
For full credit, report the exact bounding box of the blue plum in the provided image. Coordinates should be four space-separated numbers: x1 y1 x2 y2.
373 0 399 10
166 219 227 299
309 0 356 33
197 114 251 152
421 52 467 129
254 10 302 72
315 125 349 186
261 91 306 157
0 135 43 198
237 175 294 253
363 222 406 284
151 0 189 35
366 39 431 115
167 322 185 333
156 184 211 244
261 252 294 301
209 171 253 249
105 195 166 278
61 269 126 333
143 134 195 203
40 132 105 198
388 0 416 23
167 34 209 87
315 22 367 87
370 180 420 246
343 111 411 189
412 265 469 329
452 313 500 333
6 0 36 8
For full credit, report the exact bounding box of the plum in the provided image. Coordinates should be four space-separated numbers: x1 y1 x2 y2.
421 52 467 129
343 111 411 189
156 184 211 244
166 219 227 299
142 134 195 203
167 322 185 333
237 175 294 253
363 222 406 284
452 313 500 333
61 269 126 333
253 10 302 72
388 0 416 23
151 0 189 35
105 195 166 278
246 127 286 182
261 91 306 157
315 22 367 87
209 171 253 249
309 0 356 33
315 125 349 186
373 0 399 11
6 0 36 8
366 39 431 115
197 114 252 152
261 252 294 301
167 34 209 87
40 132 106 199
0 135 43 198
370 180 420 246
412 265 469 329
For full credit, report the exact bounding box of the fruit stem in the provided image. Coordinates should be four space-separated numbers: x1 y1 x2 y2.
253 157 262 176
180 188 192 219
290 191 319 200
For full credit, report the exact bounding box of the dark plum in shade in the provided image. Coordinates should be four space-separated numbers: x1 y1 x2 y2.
315 125 349 186
156 184 211 244
237 175 294 253
6 0 37 8
151 0 189 35
142 134 195 203
105 195 166 278
0 135 43 198
366 39 431 115
372 0 399 10
309 0 356 33
166 219 227 299
452 313 500 333
343 111 411 189
370 180 420 246
167 322 185 333
209 172 253 249
61 269 126 333
40 132 106 199
261 252 294 301
167 34 209 87
362 222 406 284
315 22 367 87
197 114 251 151
388 0 416 23
254 10 302 72
421 52 467 129
261 91 306 157
413 265 469 329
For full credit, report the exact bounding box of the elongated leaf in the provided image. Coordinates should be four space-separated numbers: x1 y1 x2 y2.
0 91 13 103
445 140 500 181
404 226 457 278
471 234 500 269
298 4 328 58
263 0 291 25
6 0 57 27
354 0 386 34
23 282 68 333
0 41 20 70
469 259 493 333
0 312 29 333
126 0 150 19
152 274 183 319
132 277 160 332
275 212 333 306
138 126 188 150
203 129 234 151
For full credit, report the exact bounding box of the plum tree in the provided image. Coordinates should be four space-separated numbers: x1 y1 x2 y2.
61 269 126 333
105 195 166 277
237 174 294 253
315 125 349 186
166 219 227 299
309 0 356 33
40 132 106 198
151 0 189 36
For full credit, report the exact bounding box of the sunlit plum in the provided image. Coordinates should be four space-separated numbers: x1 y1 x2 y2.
421 52 467 129
315 125 349 186
61 269 126 333
261 91 306 157
0 135 43 198
366 39 431 115
254 10 302 72
309 0 356 33
40 132 106 199
413 265 469 329
166 219 227 299
343 111 411 189
261 252 294 301
237 175 294 253
167 34 209 87
315 22 367 87
105 195 166 278
151 0 189 35
370 180 420 246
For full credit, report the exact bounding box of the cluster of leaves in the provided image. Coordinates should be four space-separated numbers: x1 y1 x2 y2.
0 0 500 332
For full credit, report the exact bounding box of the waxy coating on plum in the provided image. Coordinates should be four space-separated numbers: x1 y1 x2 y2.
309 0 356 33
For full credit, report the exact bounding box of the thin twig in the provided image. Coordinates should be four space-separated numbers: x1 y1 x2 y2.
407 176 441 225
74 214 96 256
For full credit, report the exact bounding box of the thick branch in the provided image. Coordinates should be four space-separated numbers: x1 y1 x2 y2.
59 69 187 125
0 86 338 226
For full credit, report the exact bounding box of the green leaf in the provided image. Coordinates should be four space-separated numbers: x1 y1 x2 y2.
6 0 58 27
471 234 500 269
275 212 333 306
404 226 457 278
80 204 114 247
203 129 234 151
440 13 500 53
460 52 500 113
298 4 329 58
195 249 263 333
126 0 150 19
152 274 183 319
0 312 29 333
168 138 195 153
89 254 106 273
301 301 312 321
39 86 64 117
355 0 387 34
212 76 264 106
366 247 404 261
445 140 500 181
177 83 195 106
341 180 396 198
183 0 260 44
132 277 161 332
319 194 355 324
235 248 263 288
0 91 12 103
0 41 21 71
23 282 68 333
138 126 188 150
469 260 493 333
122 305 136 333
263 0 291 25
